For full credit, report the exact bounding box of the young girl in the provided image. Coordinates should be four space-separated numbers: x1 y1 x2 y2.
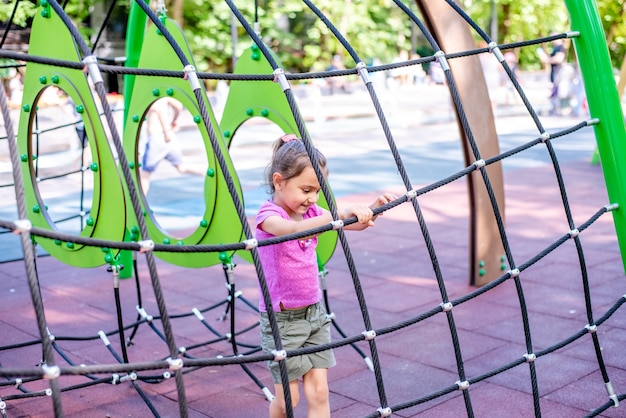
256 134 394 418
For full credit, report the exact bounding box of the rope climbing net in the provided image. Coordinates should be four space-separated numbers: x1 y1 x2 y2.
0 0 625 417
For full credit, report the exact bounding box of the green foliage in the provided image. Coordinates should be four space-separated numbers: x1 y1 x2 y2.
596 0 626 70
0 0 38 27
181 0 421 76
463 0 569 70
462 0 624 71
1 0 623 77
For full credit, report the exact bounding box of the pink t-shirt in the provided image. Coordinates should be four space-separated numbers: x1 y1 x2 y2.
256 200 324 312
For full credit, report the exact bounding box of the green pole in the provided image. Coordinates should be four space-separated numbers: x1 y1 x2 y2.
565 0 626 272
119 1 148 278
123 0 148 122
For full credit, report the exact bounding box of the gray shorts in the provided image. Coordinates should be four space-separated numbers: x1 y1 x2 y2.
141 132 184 172
260 302 336 384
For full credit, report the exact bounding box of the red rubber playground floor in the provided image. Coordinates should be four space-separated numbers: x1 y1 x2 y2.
1 155 626 417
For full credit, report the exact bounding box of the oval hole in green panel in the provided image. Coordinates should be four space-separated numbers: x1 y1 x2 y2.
227 118 283 223
139 97 208 239
30 86 93 234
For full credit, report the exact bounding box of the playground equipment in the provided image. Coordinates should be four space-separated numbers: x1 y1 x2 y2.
0 0 625 417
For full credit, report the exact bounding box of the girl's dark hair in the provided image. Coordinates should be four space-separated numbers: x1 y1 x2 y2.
265 136 328 194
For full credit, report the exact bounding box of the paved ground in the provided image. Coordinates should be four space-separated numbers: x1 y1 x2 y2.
1 72 626 417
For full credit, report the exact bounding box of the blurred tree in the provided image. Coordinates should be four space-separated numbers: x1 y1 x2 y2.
596 0 625 70
1 0 623 76
462 0 625 71
0 0 38 27
180 0 422 78
462 0 569 69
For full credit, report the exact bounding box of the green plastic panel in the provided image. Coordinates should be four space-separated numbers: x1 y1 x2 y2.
123 17 243 267
17 4 127 268
220 44 338 266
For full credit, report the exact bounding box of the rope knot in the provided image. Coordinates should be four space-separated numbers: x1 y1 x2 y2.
138 240 154 253
377 407 392 417
272 349 286 361
12 219 32 234
456 380 470 391
362 330 376 340
166 357 183 371
331 220 344 230
440 302 453 312
244 238 258 250
41 364 60 380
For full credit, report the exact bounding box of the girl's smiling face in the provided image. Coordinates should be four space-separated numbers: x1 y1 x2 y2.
273 166 323 218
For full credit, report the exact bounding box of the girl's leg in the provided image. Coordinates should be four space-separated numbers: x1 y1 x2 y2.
269 381 300 418
302 368 330 418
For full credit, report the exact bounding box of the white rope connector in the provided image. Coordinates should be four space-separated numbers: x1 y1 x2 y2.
434 50 449 72
568 228 580 238
163 371 172 379
244 238 258 250
45 388 52 396
98 330 111 346
489 43 505 62
523 353 536 363
327 311 336 320
83 55 103 84
178 346 187 354
540 132 550 143
377 406 392 417
507 268 520 279
183 65 201 90
356 61 370 84
473 159 486 169
41 364 60 380
405 189 417 201
14 378 22 388
273 68 290 91
566 31 581 39
440 302 453 312
192 307 204 321
0 400 6 411
456 380 470 391
330 220 344 230
120 372 137 382
586 118 600 126
364 357 374 372
262 386 276 402
585 324 598 334
272 349 287 361
82 55 103 84
136 306 153 322
12 219 32 234
138 239 154 253
167 357 183 371
605 203 619 212
362 330 376 340
606 381 619 407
